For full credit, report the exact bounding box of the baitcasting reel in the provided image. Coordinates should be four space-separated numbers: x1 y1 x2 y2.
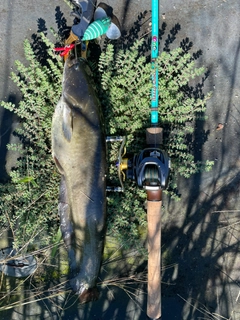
106 136 171 192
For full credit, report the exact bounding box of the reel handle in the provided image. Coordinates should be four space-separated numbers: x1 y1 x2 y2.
106 136 127 192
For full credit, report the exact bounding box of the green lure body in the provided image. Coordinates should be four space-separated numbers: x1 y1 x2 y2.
82 17 111 41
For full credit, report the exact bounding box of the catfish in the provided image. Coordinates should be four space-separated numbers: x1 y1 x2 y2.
51 56 106 303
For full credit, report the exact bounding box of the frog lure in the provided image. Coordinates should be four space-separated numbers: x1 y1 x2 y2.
65 1 121 45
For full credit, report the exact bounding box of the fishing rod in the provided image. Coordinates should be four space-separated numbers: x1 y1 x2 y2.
115 1 170 319
146 1 168 319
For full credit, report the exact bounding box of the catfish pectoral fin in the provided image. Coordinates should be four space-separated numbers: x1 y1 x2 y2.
53 156 64 175
62 102 73 142
79 287 99 304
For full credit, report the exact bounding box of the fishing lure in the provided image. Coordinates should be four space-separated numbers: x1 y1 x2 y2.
82 2 121 41
82 17 111 41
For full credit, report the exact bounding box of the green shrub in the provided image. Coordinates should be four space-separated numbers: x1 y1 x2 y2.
0 32 213 251
0 33 63 249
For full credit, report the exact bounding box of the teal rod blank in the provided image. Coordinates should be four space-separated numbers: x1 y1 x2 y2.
150 0 159 125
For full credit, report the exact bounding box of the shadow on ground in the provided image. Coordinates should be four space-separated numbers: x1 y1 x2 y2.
161 20 240 319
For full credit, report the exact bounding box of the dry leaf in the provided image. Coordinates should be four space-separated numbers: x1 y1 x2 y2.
216 123 224 131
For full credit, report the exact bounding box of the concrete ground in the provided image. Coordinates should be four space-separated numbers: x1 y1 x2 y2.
1 0 240 319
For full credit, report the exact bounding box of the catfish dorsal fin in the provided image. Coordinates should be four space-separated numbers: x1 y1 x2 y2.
62 102 73 142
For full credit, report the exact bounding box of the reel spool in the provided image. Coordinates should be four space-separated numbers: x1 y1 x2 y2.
134 148 170 190
114 136 170 191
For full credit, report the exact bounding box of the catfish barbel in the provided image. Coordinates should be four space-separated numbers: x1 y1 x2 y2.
51 56 106 303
